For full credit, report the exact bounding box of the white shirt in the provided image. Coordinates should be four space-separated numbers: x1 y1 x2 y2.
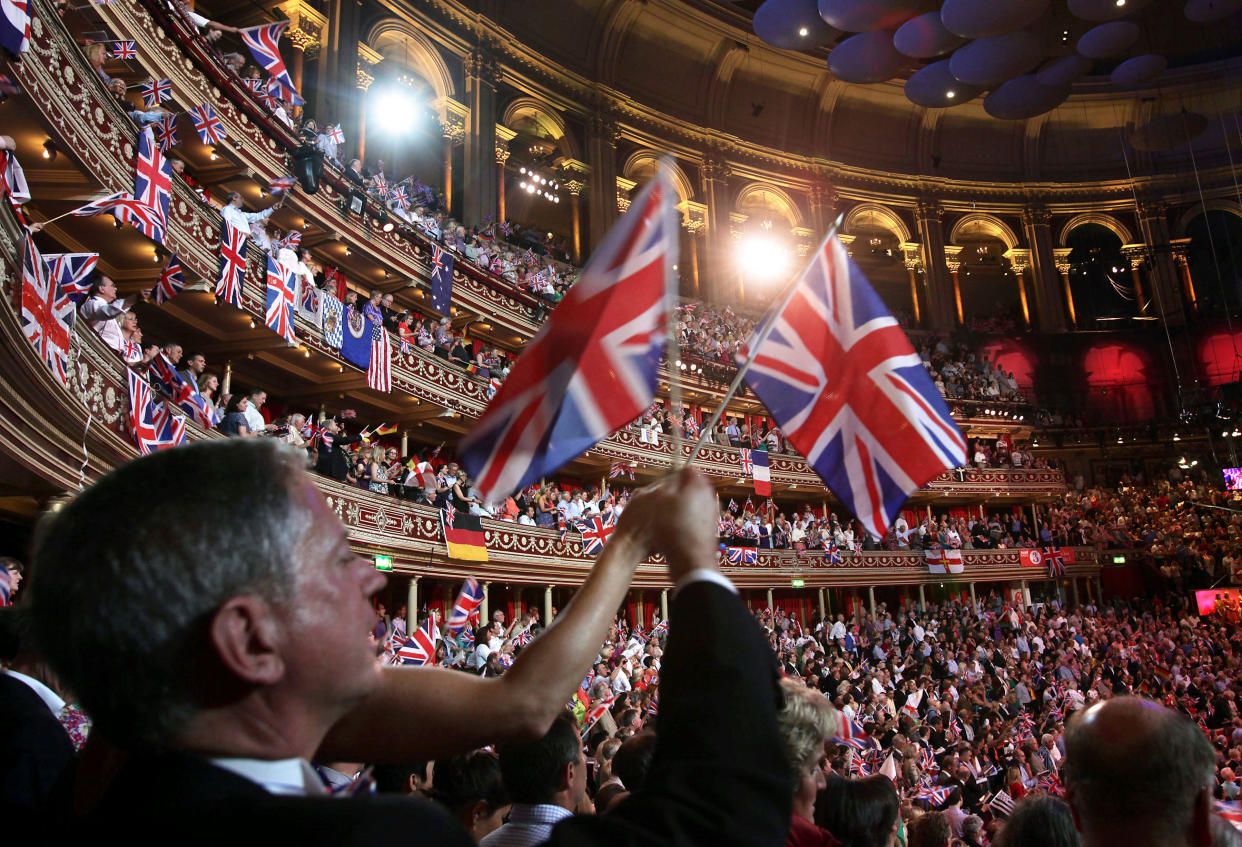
209 756 326 796
221 203 275 233
81 294 136 352
2 669 65 715
243 403 266 435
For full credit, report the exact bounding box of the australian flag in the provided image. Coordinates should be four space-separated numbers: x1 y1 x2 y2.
429 245 454 316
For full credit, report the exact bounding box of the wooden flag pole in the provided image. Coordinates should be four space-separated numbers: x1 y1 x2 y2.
682 214 844 468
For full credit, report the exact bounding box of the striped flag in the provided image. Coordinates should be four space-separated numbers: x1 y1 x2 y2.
0 0 31 55
153 113 179 151
189 102 226 145
139 78 172 108
268 175 297 195
108 40 136 59
367 325 391 392
397 611 437 666
448 577 484 634
41 252 98 304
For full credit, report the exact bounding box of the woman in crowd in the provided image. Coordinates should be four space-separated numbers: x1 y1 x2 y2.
367 445 389 495
536 484 558 529
775 677 838 847
199 372 220 421
816 775 901 847
217 394 251 437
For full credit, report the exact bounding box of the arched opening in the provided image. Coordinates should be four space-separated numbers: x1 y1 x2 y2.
1065 223 1138 325
1186 210 1242 315
733 184 802 303
845 223 917 325
955 233 1022 331
501 100 578 255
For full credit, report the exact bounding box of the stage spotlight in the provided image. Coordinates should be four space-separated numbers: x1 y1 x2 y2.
372 87 418 134
291 143 324 194
735 234 791 282
377 209 394 232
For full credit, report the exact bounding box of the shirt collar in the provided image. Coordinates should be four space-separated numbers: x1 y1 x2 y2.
3 669 66 714
508 803 575 826
208 756 327 796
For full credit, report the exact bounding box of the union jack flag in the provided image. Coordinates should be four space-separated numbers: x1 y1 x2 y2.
825 544 843 564
0 567 9 606
127 368 186 454
739 234 967 539
326 123 344 145
1045 546 1068 577
133 128 170 238
274 229 301 252
383 620 406 654
608 461 634 480
739 448 754 474
216 221 248 308
458 626 475 649
647 692 659 718
831 714 868 749
189 102 226 145
68 190 134 218
728 498 738 513
459 164 677 503
238 22 303 105
577 513 617 556
148 351 218 428
513 630 533 648
725 546 757 565
252 86 278 110
389 185 410 211
153 113 179 151
448 576 484 634
1037 771 1064 797
20 233 72 385
264 254 295 343
652 619 668 637
718 518 734 536
109 40 136 60
914 783 950 807
153 254 184 304
139 77 171 108
268 175 297 195
0 0 31 56
41 252 98 304
397 611 437 666
114 192 166 243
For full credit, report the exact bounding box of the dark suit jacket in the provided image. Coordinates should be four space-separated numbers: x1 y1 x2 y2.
315 433 362 481
547 581 792 846
76 752 473 846
0 673 75 819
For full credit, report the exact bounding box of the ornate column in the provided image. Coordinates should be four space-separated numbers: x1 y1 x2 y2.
1121 245 1151 316
463 46 500 226
557 159 590 263
1135 202 1186 325
494 125 514 223
1022 206 1068 332
1170 237 1197 313
944 245 964 324
353 46 379 162
439 110 466 216
480 580 489 619
900 242 923 325
1054 247 1076 326
915 200 955 331
586 109 621 251
276 1 324 121
1003 248 1033 328
807 180 838 239
544 585 553 627
682 203 707 297
660 588 668 621
699 150 733 301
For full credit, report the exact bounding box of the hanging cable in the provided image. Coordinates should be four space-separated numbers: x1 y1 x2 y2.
1113 103 1185 412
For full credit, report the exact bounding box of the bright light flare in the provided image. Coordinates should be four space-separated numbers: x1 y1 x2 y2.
372 87 418 134
736 234 792 282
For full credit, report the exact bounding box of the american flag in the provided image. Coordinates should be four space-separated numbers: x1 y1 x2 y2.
133 128 171 240
268 175 297 195
608 461 634 480
578 513 617 556
139 77 172 108
238 22 303 105
0 0 31 56
327 123 344 145
153 113 179 151
153 254 184 304
148 351 218 427
41 252 98 304
367 325 391 392
738 234 966 539
739 448 754 474
20 233 72 386
189 102 226 145
264 254 295 343
459 164 677 503
447 577 484 634
397 611 437 666
216 220 248 308
109 40 136 60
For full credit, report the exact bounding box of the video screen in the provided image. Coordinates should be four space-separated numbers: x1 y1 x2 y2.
1196 588 1242 618
1224 468 1242 491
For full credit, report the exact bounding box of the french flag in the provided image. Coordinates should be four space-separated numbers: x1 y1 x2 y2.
751 449 771 496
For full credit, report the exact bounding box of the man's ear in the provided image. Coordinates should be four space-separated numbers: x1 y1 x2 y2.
557 760 575 793
209 595 286 685
1191 785 1214 847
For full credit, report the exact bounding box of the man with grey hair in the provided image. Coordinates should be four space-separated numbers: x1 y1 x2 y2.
28 441 790 843
1064 696 1215 847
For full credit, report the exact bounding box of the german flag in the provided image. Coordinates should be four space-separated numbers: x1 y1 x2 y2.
374 423 397 436
441 507 488 562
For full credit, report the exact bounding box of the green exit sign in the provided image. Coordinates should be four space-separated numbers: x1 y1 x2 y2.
791 578 805 588
374 555 393 571
1112 555 1126 564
